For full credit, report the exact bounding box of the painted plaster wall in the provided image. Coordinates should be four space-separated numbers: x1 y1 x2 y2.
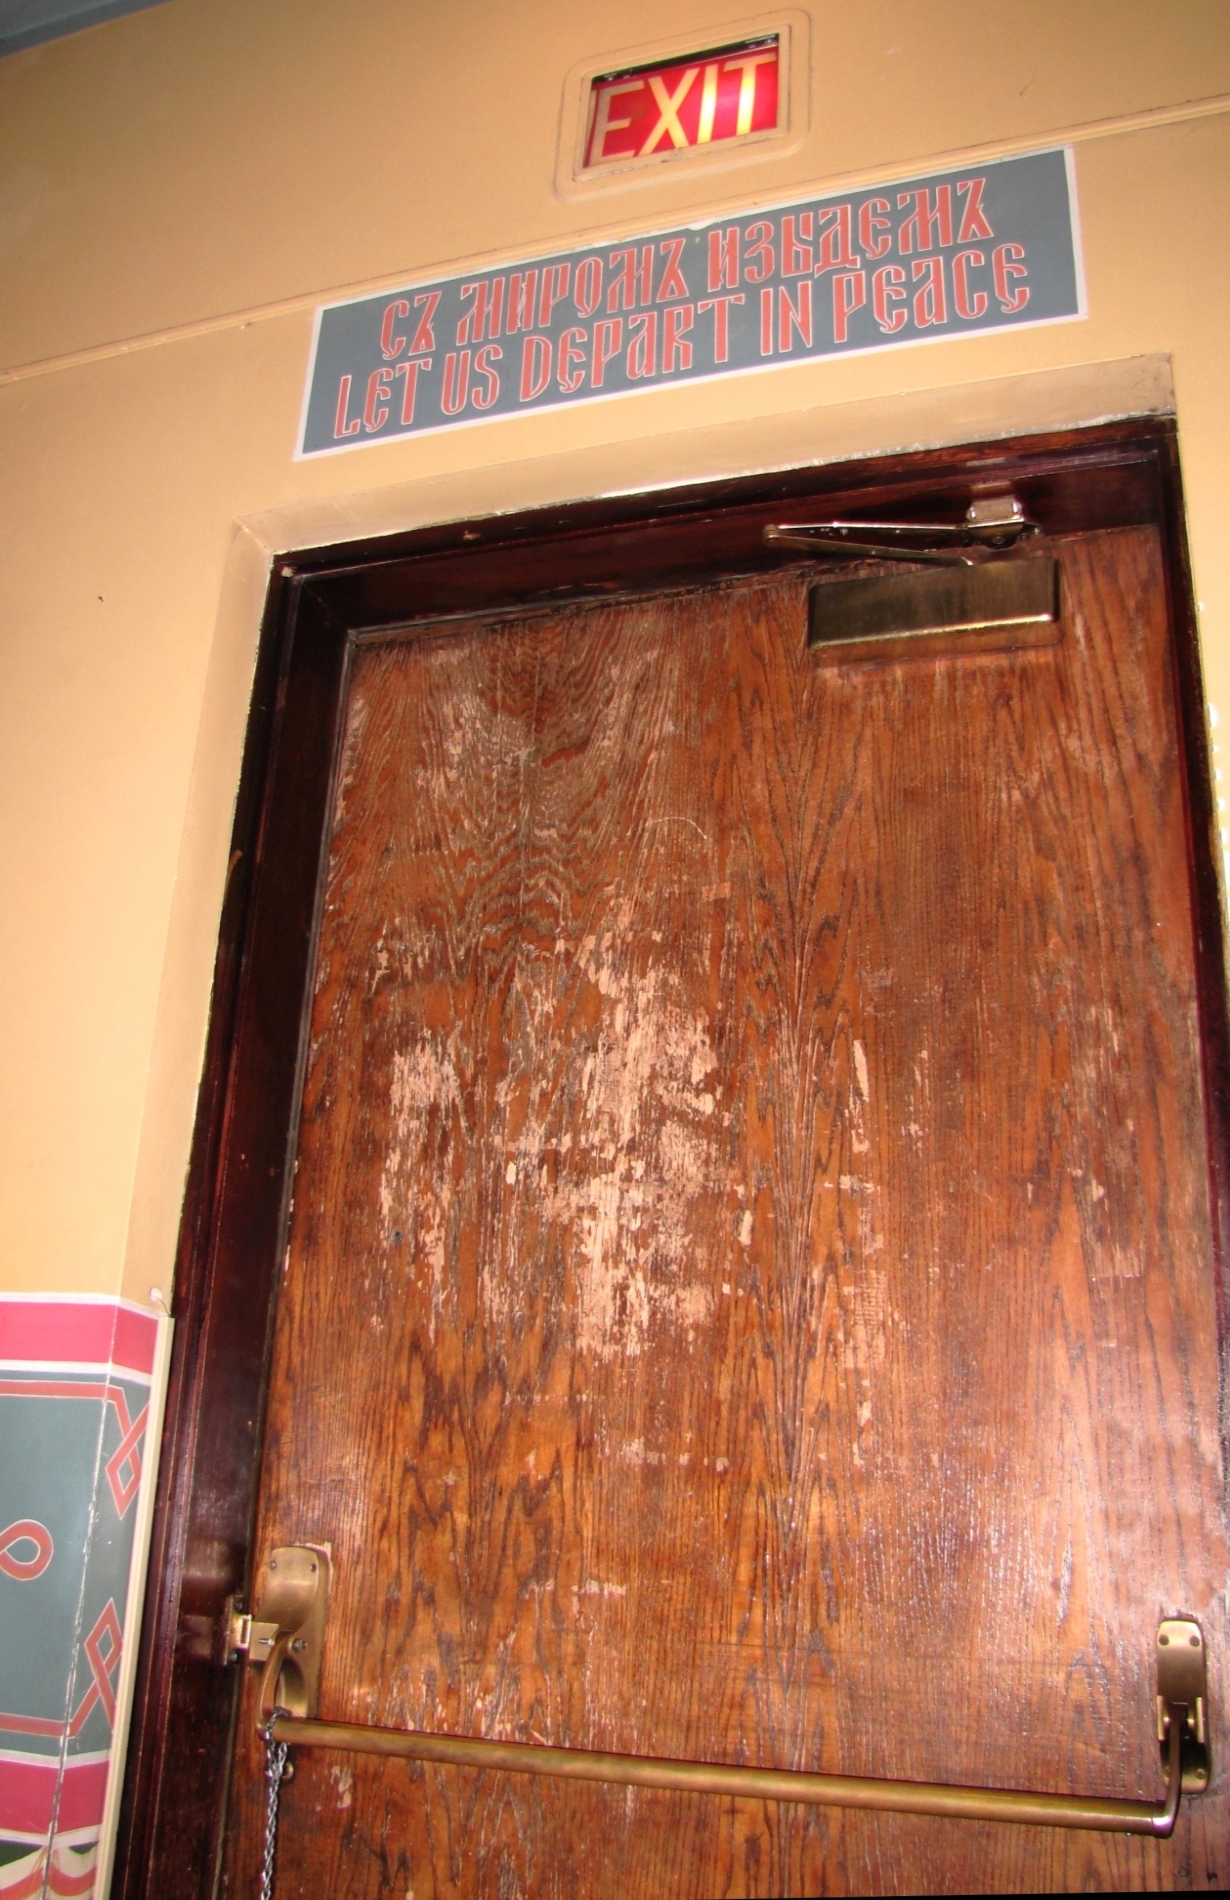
0 1 1228 1891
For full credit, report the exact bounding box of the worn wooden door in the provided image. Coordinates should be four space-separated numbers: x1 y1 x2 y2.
221 487 1227 1895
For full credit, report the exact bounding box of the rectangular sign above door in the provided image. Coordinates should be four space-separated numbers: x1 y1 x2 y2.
296 146 1083 459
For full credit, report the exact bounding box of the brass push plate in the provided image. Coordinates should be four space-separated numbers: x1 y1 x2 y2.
808 555 1060 666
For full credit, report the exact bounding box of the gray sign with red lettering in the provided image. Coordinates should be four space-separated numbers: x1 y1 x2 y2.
297 146 1082 459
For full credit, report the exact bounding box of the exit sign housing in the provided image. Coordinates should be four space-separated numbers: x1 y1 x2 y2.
584 37 780 170
557 14 809 196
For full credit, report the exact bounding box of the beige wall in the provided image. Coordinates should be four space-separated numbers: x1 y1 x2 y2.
1 0 1228 1309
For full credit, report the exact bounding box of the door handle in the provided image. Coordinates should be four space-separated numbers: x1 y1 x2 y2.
237 1549 1210 1837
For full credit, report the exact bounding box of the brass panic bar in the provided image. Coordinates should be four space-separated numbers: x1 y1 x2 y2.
244 1559 1205 1839
266 1705 1182 1837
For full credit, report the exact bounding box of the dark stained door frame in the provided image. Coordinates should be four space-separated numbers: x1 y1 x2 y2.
112 418 1230 1899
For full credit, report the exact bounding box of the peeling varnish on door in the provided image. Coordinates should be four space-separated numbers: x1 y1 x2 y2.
331 688 371 832
379 1037 462 1318
515 934 721 1360
568 926 718 1357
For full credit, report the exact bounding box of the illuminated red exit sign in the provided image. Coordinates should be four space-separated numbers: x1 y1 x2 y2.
584 36 780 170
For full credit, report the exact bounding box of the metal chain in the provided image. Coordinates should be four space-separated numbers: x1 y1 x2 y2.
261 1719 290 1900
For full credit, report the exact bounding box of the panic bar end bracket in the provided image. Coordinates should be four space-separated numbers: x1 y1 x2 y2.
232 1544 331 1721
1157 1617 1210 1794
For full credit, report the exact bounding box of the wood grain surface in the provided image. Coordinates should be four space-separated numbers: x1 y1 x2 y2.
225 527 1227 1896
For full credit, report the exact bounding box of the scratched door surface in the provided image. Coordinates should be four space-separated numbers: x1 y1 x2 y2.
226 527 1227 1896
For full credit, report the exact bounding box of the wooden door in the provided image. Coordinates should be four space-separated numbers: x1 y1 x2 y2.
148 438 1226 1900
222 504 1227 1896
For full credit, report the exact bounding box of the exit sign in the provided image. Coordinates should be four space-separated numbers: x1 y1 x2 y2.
584 36 780 170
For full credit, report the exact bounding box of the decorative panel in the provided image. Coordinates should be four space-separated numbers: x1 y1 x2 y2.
0 1299 164 1900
